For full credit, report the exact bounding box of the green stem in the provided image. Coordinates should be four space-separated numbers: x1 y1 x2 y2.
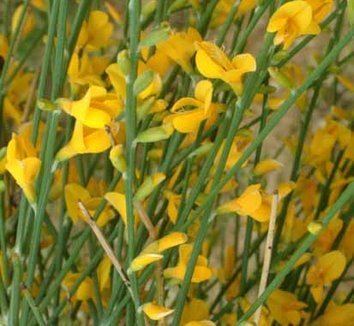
125 0 144 323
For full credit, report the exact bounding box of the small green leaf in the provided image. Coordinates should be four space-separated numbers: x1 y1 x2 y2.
133 70 154 95
135 124 174 143
139 24 170 48
37 99 57 112
0 147 6 160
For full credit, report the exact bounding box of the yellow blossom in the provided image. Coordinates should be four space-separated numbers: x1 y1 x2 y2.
63 272 94 302
267 289 307 325
64 183 114 227
181 298 211 325
59 86 121 129
195 41 256 94
254 159 283 176
267 1 320 49
305 0 333 23
68 52 110 86
142 302 174 320
77 11 113 51
340 220 354 259
313 303 354 326
164 244 212 283
157 28 202 72
12 5 36 37
217 184 271 222
164 80 218 133
306 250 346 303
5 133 41 203
131 232 187 271
0 34 8 57
104 192 128 225
164 190 182 224
56 121 111 161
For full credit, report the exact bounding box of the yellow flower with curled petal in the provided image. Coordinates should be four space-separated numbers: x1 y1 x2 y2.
142 302 174 321
267 1 320 49
163 244 212 283
306 250 346 303
77 11 113 51
195 41 256 94
104 192 128 225
267 289 307 325
56 121 111 161
68 52 110 87
59 86 122 129
5 133 41 203
254 159 283 176
164 80 218 133
64 183 114 227
305 0 333 23
157 27 202 72
217 184 271 222
130 232 187 272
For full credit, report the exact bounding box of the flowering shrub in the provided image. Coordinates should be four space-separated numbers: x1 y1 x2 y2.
0 0 353 325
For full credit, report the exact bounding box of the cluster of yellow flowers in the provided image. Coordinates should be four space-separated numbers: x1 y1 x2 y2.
0 0 353 325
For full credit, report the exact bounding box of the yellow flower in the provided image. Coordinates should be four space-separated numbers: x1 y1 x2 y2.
306 250 346 303
238 0 257 16
164 244 212 283
56 121 111 161
267 289 307 325
12 5 36 38
130 253 163 272
0 34 8 58
59 86 122 129
142 302 174 321
164 190 181 224
340 220 354 259
313 303 354 326
130 232 187 272
68 52 110 87
254 159 283 176
157 28 202 72
104 192 128 225
63 272 94 302
267 1 320 49
305 0 333 23
5 133 41 203
97 256 112 292
143 232 188 253
31 0 47 11
195 41 256 94
64 183 114 227
164 80 218 133
77 10 113 51
181 298 211 325
218 184 271 222
313 218 343 256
